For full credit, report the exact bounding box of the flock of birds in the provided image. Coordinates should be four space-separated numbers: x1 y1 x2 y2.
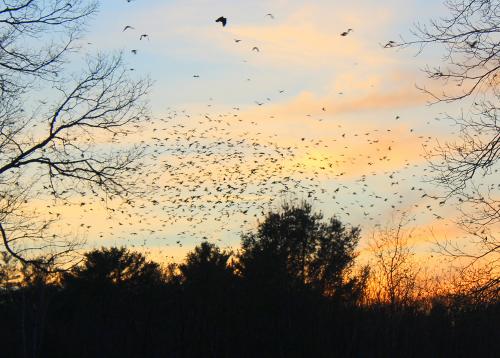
122 12 362 71
42 6 459 260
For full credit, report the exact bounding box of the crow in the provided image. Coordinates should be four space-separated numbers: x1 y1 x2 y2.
340 28 353 36
216 16 227 27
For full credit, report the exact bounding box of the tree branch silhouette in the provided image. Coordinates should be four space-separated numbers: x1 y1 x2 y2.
396 0 499 297
0 1 151 269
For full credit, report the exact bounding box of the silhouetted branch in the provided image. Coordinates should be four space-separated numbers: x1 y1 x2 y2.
396 0 499 291
0 1 151 267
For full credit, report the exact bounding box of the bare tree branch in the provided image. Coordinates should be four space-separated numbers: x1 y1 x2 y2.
395 0 499 295
0 1 151 268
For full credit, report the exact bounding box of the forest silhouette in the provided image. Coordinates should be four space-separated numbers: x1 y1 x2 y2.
0 202 498 357
0 0 499 357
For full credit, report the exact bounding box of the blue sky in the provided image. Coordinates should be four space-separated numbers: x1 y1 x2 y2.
44 0 471 263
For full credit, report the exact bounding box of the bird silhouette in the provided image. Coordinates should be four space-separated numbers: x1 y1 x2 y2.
216 16 227 27
252 46 260 52
140 34 149 40
467 40 478 48
340 29 353 36
123 25 134 32
383 40 396 48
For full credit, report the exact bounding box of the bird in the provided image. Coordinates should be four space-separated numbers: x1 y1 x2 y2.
131 49 137 54
234 39 242 43
139 34 149 40
383 40 396 48
123 25 134 32
252 46 260 52
467 40 478 48
193 75 200 78
216 16 227 27
266 13 274 19
340 29 353 36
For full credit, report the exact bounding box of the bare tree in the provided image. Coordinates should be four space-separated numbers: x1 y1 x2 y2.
395 0 499 296
0 1 151 269
1 1 97 93
368 215 421 311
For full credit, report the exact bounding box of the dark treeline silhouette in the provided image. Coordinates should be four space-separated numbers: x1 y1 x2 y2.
0 203 498 357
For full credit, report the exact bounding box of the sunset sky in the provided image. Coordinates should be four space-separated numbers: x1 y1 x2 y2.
42 0 478 264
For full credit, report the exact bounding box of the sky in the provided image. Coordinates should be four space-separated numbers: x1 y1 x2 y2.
34 0 479 265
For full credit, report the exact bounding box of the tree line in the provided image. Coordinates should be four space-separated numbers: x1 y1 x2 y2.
1 0 498 356
1 202 498 357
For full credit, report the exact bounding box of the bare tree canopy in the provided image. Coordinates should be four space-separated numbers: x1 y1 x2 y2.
0 1 97 92
399 0 499 297
402 0 500 195
0 1 151 269
368 214 422 310
404 0 500 102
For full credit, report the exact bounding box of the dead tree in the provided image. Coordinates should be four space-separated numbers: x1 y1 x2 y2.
0 1 151 269
395 0 499 298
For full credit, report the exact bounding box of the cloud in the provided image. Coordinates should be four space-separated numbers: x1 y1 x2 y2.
20 0 470 265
